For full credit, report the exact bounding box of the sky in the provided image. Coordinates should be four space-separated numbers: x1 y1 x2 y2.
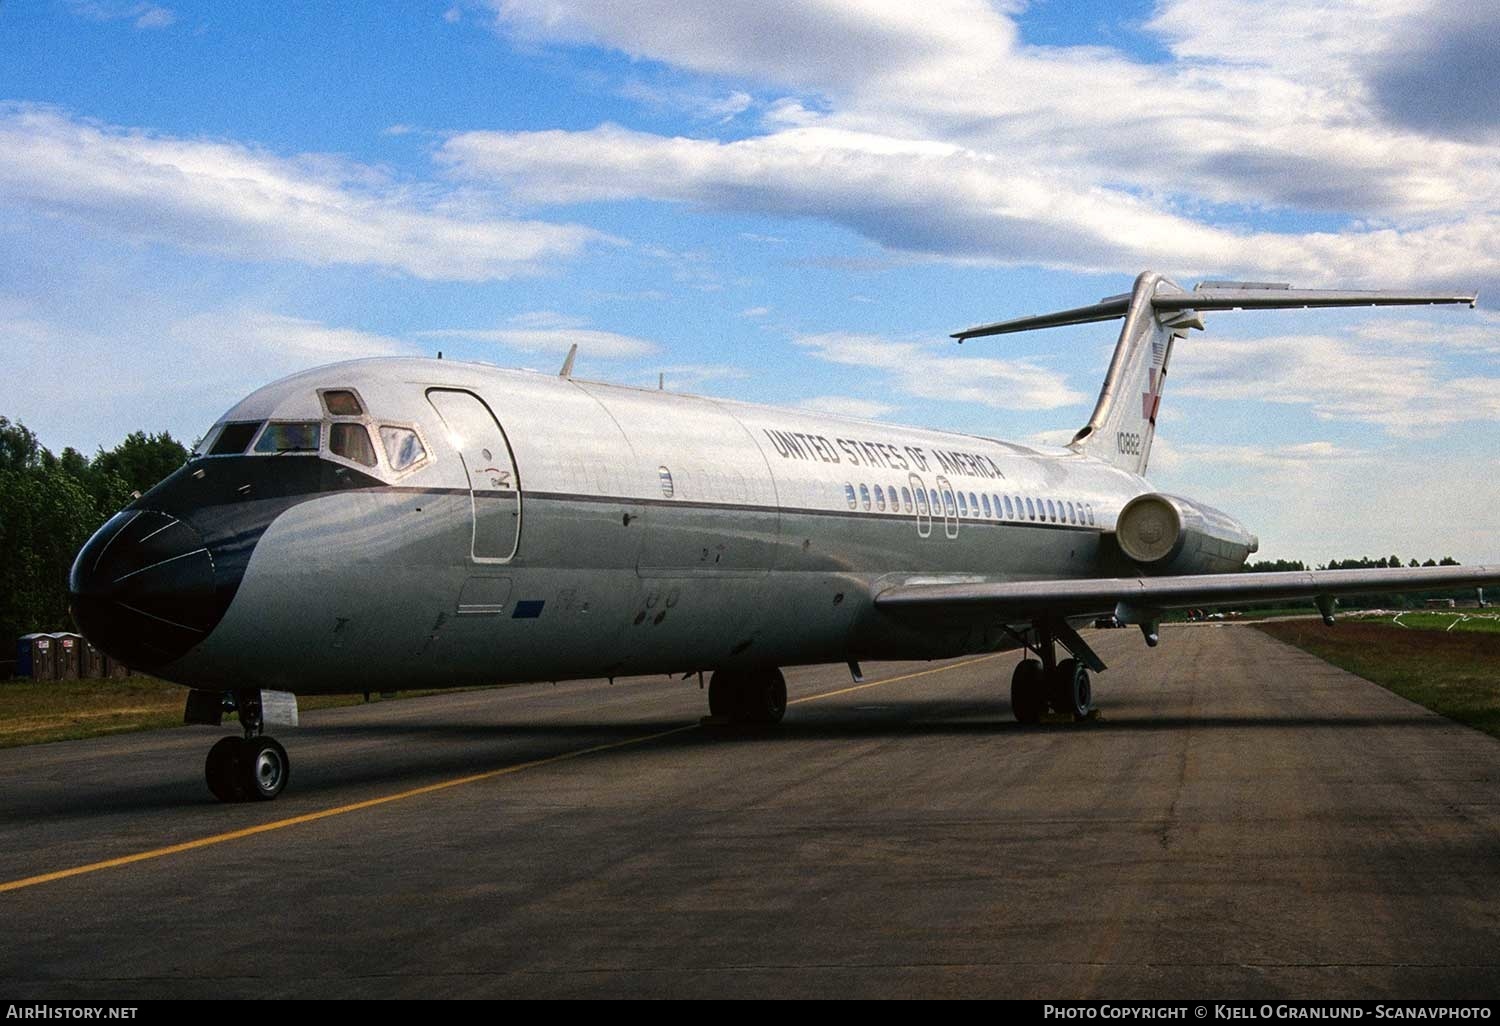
2 0 1497 564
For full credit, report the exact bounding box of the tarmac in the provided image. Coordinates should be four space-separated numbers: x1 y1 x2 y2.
1 624 1498 999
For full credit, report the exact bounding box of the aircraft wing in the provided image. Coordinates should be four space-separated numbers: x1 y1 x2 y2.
875 564 1500 624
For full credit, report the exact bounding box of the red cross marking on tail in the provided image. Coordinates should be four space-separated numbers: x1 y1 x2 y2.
1142 369 1163 424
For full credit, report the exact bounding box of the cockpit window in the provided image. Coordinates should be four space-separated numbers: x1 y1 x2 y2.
209 421 263 456
379 425 427 472
321 389 363 416
254 421 321 454
330 423 378 468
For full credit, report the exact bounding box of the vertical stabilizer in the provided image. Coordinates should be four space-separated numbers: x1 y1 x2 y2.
1066 271 1193 476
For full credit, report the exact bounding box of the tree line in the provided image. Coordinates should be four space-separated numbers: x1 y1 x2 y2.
1241 556 1473 611
1 416 188 651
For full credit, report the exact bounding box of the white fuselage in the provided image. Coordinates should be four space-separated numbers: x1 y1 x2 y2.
99 357 1160 694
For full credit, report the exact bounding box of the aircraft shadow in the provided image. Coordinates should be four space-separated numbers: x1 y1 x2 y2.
0 710 1453 823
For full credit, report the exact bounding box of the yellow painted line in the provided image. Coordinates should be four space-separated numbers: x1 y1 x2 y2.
0 724 694 895
1 653 1002 896
790 653 1002 706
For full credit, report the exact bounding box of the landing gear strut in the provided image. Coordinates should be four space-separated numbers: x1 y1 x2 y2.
201 690 292 803
708 667 788 725
1009 618 1099 724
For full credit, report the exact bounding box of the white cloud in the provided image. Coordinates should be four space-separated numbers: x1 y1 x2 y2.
440 123 1500 286
798 395 894 420
794 331 1085 411
2 302 416 451
1150 438 1499 566
1172 328 1500 436
168 310 412 365
415 319 660 359
739 306 770 318
460 1 1500 289
67 1 175 29
0 105 604 281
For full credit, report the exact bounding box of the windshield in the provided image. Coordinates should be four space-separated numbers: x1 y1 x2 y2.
253 422 321 454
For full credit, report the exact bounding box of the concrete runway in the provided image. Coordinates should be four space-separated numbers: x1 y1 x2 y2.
2 624 1499 999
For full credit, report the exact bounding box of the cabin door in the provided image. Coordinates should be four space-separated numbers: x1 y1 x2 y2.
427 389 521 562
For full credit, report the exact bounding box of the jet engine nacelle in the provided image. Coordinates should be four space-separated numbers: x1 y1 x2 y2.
1114 492 1258 575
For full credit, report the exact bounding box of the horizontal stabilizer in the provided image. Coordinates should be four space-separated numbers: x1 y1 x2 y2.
953 279 1477 340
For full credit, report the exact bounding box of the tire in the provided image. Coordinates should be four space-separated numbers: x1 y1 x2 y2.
205 736 246 803
1010 658 1044 724
708 668 787 724
708 671 737 718
749 669 787 725
238 737 290 801
1049 658 1092 720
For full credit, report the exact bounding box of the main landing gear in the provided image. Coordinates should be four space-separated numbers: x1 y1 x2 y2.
1009 618 1101 725
189 689 295 802
707 667 788 725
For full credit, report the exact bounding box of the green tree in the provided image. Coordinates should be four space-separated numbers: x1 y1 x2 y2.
91 430 188 498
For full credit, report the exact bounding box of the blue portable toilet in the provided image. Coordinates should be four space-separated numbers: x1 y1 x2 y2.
17 633 55 680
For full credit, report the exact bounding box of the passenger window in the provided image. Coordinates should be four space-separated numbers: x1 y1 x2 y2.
321 389 363 416
902 486 913 511
1046 499 1056 522
658 466 675 498
982 494 992 517
957 491 967 516
875 484 886 511
380 426 428 472
1087 504 1096 526
845 483 857 509
1066 501 1076 524
209 421 262 456
943 489 956 517
254 421 320 454
860 483 871 510
1025 497 1035 520
330 423 377 468
1004 495 1015 519
969 492 979 516
916 489 928 514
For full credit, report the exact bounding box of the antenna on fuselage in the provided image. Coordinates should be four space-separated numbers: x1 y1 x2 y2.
558 343 578 378
658 372 664 390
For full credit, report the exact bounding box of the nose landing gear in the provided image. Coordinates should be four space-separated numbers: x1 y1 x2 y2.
192 689 296 802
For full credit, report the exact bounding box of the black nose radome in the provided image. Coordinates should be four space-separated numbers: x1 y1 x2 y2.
70 510 221 670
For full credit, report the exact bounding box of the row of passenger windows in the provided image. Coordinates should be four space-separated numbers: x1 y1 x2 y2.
843 482 1097 527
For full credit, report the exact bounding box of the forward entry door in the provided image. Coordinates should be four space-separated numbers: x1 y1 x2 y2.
427 389 521 562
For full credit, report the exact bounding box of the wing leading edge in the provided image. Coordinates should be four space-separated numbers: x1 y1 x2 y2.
875 564 1500 625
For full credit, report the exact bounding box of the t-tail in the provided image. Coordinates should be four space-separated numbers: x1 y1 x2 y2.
953 271 1478 476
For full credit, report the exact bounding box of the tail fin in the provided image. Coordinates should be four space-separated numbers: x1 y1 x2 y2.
952 272 1477 477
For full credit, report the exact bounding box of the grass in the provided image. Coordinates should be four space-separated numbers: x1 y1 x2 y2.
0 676 489 749
1350 611 1500 634
1255 620 1500 740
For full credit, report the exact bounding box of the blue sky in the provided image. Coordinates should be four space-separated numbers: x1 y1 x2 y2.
2 1 1497 563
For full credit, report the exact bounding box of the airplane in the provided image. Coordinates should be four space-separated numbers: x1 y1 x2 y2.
68 270 1497 803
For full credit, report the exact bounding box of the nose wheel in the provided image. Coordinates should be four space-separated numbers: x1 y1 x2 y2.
205 736 291 802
